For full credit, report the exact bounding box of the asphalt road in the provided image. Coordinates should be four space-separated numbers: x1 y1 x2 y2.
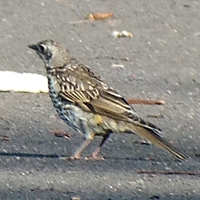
0 1 200 199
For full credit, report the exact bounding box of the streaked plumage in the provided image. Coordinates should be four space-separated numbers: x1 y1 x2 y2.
28 40 186 160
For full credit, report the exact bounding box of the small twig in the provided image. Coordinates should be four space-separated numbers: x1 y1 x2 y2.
147 114 164 118
50 130 72 139
127 99 165 105
0 135 10 141
132 140 150 145
137 170 200 176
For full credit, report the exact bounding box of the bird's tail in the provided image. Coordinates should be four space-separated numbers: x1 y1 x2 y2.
128 123 186 160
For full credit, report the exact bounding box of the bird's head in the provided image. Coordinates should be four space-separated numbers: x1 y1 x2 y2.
28 40 71 71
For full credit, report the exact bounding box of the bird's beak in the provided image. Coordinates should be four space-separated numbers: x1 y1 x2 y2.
28 44 38 51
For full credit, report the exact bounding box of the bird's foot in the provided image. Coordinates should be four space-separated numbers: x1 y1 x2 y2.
85 155 104 160
84 151 104 160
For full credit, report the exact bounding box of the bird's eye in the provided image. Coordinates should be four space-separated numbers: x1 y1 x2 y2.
39 45 47 54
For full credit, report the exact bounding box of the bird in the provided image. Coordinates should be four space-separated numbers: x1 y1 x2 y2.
28 39 186 161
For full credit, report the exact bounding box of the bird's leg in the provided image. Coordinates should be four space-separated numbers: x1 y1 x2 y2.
70 138 93 160
90 132 111 160
60 138 93 160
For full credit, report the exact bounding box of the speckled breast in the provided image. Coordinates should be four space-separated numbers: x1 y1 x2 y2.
47 76 84 133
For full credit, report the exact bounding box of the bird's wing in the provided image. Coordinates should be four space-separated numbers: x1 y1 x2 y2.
56 63 160 130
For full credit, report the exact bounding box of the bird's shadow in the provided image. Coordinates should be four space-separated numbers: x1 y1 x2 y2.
0 152 59 158
0 151 174 162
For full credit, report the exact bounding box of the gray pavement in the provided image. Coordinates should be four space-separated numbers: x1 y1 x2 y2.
0 1 200 199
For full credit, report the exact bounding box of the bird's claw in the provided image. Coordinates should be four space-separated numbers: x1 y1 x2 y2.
85 153 104 161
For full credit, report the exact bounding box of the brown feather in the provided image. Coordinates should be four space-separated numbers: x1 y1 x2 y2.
55 63 162 134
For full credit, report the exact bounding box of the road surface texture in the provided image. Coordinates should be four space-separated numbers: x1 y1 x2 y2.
0 1 200 199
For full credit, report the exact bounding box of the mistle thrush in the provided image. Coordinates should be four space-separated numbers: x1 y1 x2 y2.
28 40 186 160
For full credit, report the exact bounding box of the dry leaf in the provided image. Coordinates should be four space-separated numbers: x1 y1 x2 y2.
86 12 113 20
